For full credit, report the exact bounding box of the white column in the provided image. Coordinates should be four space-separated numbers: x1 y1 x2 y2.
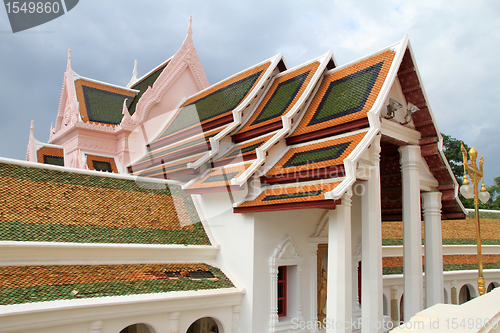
326 191 353 333
422 191 443 306
361 135 383 332
309 243 319 327
232 305 241 333
399 145 423 321
168 312 180 333
89 321 103 333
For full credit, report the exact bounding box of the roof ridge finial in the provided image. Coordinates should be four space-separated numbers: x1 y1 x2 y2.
126 60 138 88
26 120 36 162
66 49 72 71
187 16 192 38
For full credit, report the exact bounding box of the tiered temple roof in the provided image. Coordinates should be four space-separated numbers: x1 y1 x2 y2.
128 36 464 219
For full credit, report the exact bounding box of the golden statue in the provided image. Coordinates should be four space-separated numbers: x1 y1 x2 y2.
318 269 327 316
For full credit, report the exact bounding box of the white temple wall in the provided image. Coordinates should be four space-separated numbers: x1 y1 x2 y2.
251 208 324 333
196 189 256 333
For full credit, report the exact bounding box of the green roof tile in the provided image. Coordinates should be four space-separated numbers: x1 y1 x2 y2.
160 71 262 137
82 86 134 125
0 264 233 305
0 163 210 245
251 72 309 125
308 62 383 126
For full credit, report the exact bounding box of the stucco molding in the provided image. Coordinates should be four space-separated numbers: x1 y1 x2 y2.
132 17 208 128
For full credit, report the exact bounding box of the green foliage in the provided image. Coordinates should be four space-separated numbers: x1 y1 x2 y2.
441 133 500 210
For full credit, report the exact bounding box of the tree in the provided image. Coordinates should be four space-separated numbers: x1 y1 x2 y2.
441 133 474 208
441 133 500 210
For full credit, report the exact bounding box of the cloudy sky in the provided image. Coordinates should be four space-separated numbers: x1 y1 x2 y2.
1 0 499 184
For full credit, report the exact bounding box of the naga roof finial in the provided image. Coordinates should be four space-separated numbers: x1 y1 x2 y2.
187 16 192 38
66 49 72 71
126 59 138 88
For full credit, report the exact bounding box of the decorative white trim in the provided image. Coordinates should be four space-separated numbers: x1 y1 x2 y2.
126 59 138 88
232 51 334 187
379 118 421 145
323 36 409 200
0 288 243 333
133 18 208 127
0 157 183 186
269 236 305 333
0 241 219 266
187 53 284 169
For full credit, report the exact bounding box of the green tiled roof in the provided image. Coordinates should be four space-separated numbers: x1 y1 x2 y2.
42 155 64 167
202 172 239 184
160 71 262 137
131 131 219 170
251 72 309 125
282 142 351 168
0 264 233 305
82 86 134 125
0 163 210 245
262 190 324 201
308 62 382 126
383 263 500 275
128 62 169 115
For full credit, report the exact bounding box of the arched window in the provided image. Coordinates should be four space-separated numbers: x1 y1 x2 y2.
186 317 221 333
487 282 499 293
119 323 154 333
459 285 471 304
400 294 404 323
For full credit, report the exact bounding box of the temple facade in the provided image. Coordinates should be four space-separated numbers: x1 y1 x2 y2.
1 18 499 333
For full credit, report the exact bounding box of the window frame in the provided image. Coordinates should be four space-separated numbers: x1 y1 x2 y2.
277 266 287 317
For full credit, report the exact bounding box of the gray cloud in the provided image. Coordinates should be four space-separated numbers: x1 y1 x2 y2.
1 0 498 184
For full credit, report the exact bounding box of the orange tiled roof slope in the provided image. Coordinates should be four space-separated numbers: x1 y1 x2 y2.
382 213 500 246
383 255 500 275
233 51 395 211
288 50 395 141
382 212 500 274
234 61 321 138
74 78 138 126
0 162 209 245
181 56 331 195
0 263 233 305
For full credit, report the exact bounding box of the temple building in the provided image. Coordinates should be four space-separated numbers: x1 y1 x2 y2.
1 18 499 333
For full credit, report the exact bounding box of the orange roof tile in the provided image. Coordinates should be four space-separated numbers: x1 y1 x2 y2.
236 61 321 135
184 163 251 192
290 50 395 138
264 131 367 178
238 181 341 207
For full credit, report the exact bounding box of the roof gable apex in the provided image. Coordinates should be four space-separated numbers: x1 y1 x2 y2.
131 17 210 128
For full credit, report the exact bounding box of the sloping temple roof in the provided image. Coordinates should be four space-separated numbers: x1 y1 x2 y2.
0 160 210 245
127 36 464 219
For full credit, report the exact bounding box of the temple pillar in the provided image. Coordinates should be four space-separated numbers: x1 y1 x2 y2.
168 312 180 333
422 191 444 307
361 135 383 333
326 191 353 333
390 286 399 326
451 280 458 305
399 145 423 321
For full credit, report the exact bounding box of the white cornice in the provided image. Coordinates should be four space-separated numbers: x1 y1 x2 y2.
0 157 183 186
383 245 500 257
0 242 219 266
0 288 243 333
379 118 421 145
